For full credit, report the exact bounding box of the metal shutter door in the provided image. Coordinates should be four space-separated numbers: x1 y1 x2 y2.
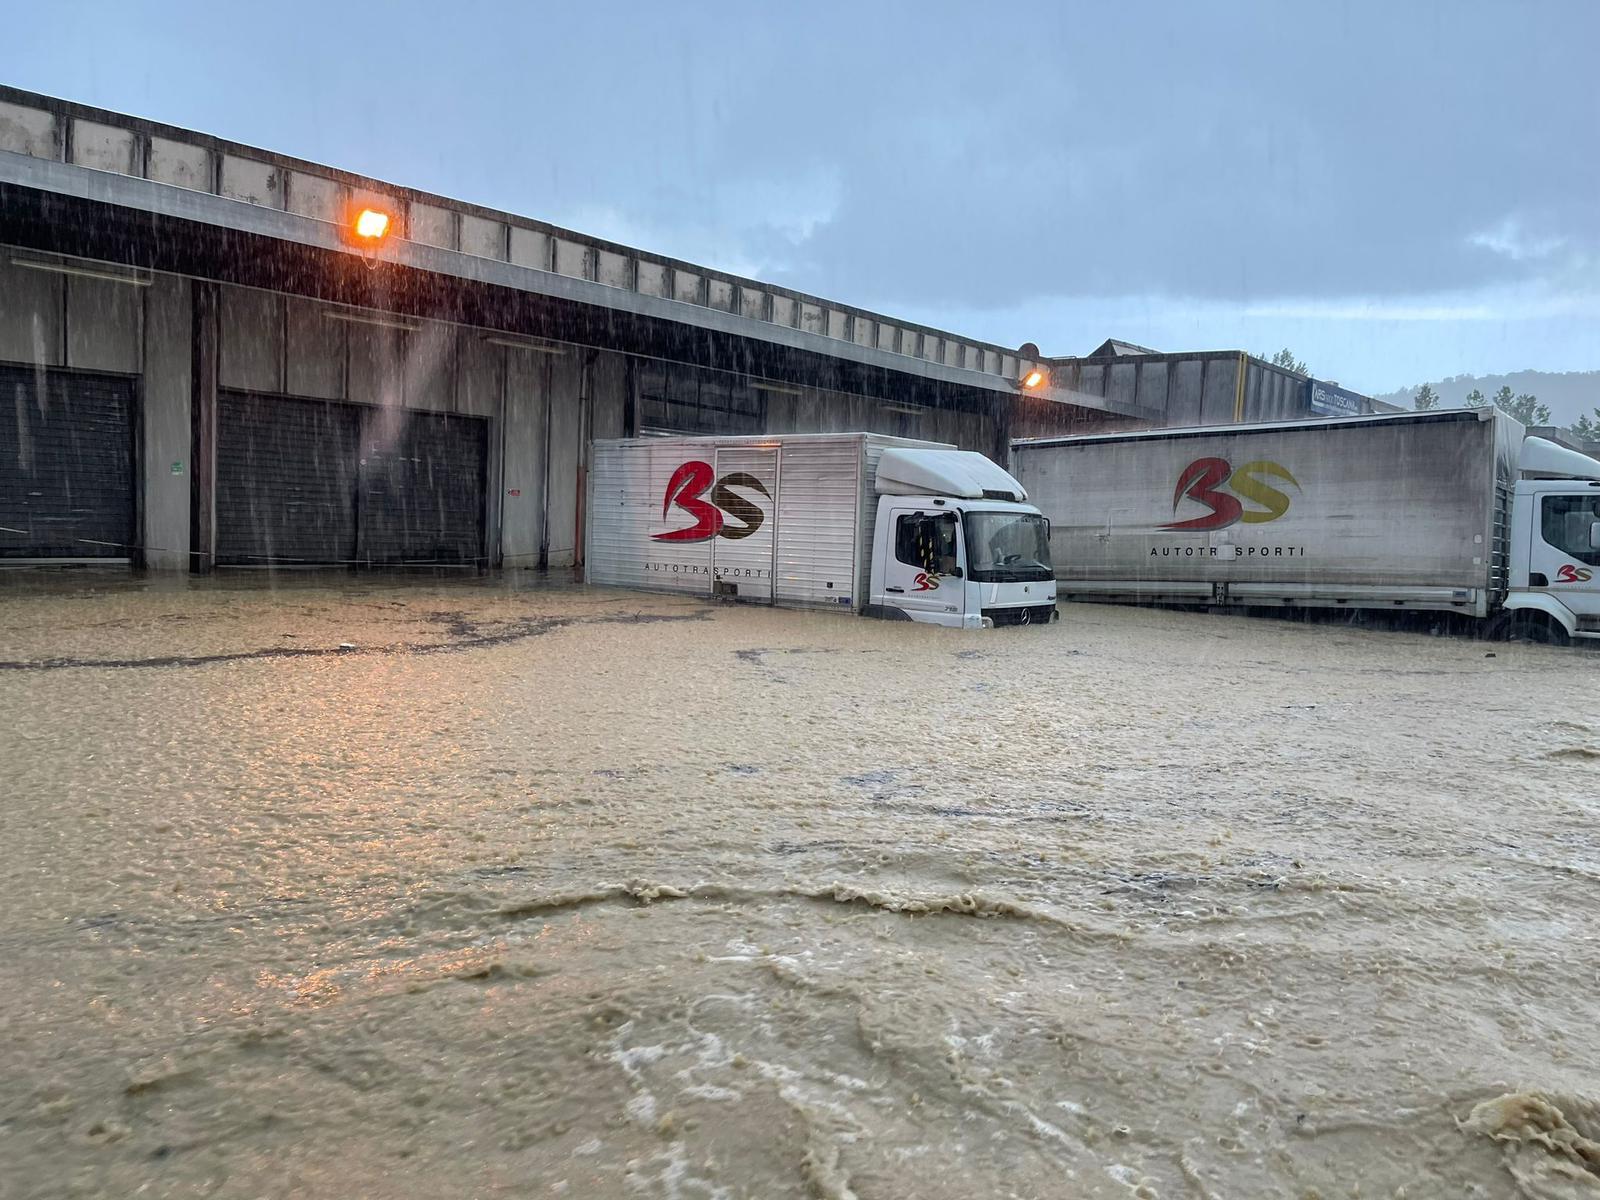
217 392 361 565
357 410 486 565
0 364 134 559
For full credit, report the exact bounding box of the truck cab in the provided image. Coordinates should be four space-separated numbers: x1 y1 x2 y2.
1504 438 1600 643
867 449 1057 628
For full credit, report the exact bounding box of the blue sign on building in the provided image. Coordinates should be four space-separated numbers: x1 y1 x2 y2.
1306 379 1367 417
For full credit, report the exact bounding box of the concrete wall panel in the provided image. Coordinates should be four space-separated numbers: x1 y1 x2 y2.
0 257 64 366
287 171 343 222
218 286 282 392
460 215 505 260
71 120 136 175
799 303 825 334
673 270 702 303
219 156 281 207
545 354 583 566
66 276 142 374
348 325 406 409
636 261 667 297
0 101 58 158
404 324 455 412
852 317 875 347
739 288 766 320
457 336 501 418
141 274 191 570
410 203 456 249
147 137 210 190
501 352 548 566
708 280 735 312
285 297 346 399
876 323 898 353
591 351 627 440
596 250 630 289
509 227 550 270
1200 358 1239 424
772 295 796 327
826 309 848 339
554 238 589 279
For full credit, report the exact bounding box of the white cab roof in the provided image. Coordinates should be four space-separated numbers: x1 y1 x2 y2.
1522 437 1600 480
875 448 1028 501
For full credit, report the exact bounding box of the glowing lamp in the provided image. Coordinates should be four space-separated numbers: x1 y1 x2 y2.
1021 369 1046 390
353 208 391 241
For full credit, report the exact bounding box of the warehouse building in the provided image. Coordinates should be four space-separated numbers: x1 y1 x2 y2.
1010 338 1394 436
0 86 1384 574
0 86 1138 573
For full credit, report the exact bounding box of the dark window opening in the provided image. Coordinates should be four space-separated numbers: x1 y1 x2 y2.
894 512 959 576
1540 494 1600 567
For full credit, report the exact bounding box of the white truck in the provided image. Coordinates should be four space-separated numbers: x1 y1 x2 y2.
585 432 1057 628
1010 407 1600 645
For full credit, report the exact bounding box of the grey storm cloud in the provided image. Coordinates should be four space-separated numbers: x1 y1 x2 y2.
13 0 1600 312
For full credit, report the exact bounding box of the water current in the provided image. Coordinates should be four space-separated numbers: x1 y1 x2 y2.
2 576 1597 1199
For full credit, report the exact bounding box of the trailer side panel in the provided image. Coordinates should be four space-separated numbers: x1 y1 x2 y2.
1013 411 1504 611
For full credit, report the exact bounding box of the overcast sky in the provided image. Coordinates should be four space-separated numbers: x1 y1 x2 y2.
12 0 1599 395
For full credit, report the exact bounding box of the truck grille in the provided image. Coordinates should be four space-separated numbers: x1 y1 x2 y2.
983 604 1057 627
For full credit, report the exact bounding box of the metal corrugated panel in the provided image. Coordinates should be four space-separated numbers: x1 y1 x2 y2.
711 445 777 602
587 438 718 597
773 439 862 610
0 364 134 558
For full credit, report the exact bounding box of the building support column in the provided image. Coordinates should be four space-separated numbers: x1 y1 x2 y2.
189 280 218 573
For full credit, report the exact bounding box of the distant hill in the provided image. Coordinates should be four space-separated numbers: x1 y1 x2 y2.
1374 370 1600 426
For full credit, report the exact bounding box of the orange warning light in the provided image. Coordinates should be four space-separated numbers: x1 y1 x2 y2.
1021 368 1046 390
353 208 391 241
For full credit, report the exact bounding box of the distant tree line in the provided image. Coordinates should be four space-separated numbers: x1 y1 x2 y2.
1412 382 1568 432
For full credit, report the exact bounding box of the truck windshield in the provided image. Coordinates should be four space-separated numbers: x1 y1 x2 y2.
964 512 1054 582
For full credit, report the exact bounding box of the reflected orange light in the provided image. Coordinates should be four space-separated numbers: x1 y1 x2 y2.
1021 369 1046 390
354 208 391 241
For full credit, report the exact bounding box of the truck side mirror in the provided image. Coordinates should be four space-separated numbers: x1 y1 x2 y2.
1590 521 1600 551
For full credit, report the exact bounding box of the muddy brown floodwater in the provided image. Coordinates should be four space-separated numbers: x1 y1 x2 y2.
2 576 1598 1200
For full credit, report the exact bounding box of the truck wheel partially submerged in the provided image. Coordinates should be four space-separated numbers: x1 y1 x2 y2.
586 433 1057 629
1010 407 1600 646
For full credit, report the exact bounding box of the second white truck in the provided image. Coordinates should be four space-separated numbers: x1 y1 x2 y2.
1011 407 1600 645
586 432 1057 628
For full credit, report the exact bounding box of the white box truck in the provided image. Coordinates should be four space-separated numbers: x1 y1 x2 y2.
1010 407 1600 645
586 433 1057 628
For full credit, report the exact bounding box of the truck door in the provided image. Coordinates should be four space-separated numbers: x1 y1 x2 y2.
709 445 777 603
881 508 965 623
1529 492 1600 618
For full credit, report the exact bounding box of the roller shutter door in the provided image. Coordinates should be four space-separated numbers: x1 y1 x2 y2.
217 392 361 565
217 393 486 566
0 364 135 559
357 410 487 564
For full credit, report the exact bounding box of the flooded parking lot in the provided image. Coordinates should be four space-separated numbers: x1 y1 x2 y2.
2 577 1597 1199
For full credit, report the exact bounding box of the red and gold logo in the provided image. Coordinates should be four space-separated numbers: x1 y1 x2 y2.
652 460 772 543
1162 457 1300 531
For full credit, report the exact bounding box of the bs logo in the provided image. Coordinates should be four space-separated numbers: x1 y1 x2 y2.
1162 457 1300 531
651 460 772 543
1556 564 1594 583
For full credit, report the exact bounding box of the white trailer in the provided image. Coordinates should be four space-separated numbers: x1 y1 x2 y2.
1010 407 1600 645
586 433 1057 628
